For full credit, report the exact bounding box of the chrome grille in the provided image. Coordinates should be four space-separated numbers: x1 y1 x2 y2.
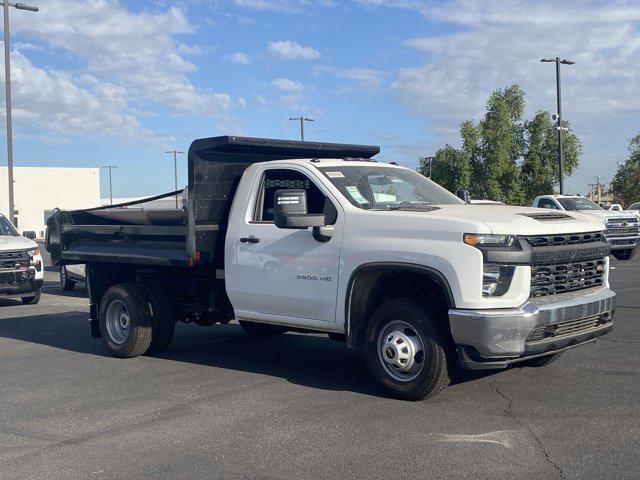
606 217 639 238
526 231 604 247
530 259 606 297
527 313 612 342
0 250 29 269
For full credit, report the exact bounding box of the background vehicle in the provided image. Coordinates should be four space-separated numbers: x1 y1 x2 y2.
46 136 616 400
533 195 639 261
606 204 623 211
627 202 640 218
0 213 44 304
60 264 86 291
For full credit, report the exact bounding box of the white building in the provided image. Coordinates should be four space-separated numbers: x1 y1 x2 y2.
0 166 101 238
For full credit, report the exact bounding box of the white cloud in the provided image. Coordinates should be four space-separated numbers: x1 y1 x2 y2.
364 0 640 190
2 48 155 141
267 40 321 60
225 52 252 65
233 0 334 13
9 0 236 140
315 66 385 89
272 78 305 91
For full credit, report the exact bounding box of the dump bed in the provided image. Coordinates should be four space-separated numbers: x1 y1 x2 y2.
46 136 379 268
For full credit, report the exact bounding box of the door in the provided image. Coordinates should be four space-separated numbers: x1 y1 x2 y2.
233 166 342 324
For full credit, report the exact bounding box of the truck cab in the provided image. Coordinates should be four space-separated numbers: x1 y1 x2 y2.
46 137 617 400
532 195 639 260
0 213 43 304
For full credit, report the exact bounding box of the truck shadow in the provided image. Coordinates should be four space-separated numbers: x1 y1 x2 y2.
0 312 495 397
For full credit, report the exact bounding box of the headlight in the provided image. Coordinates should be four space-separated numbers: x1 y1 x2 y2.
482 264 515 296
27 247 42 271
27 247 40 257
464 234 516 247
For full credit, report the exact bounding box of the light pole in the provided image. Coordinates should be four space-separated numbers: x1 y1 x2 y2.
2 1 38 225
420 156 435 178
165 150 184 208
101 165 118 205
289 116 314 141
541 57 575 195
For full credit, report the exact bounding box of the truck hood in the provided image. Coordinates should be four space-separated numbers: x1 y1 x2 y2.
426 204 605 235
0 235 37 251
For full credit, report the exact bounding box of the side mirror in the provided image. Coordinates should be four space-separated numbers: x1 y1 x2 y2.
23 230 37 240
456 189 471 204
274 189 326 229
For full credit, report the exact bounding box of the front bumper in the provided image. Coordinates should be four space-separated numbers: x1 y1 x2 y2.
449 287 616 370
0 268 43 297
607 236 639 250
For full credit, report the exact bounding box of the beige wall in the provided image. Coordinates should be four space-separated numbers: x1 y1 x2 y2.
0 166 100 237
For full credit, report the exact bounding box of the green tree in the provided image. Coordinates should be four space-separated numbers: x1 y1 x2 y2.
521 112 581 201
418 84 583 205
418 145 470 193
611 134 640 206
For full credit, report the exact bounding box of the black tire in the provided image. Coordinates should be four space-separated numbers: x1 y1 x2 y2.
21 289 41 305
520 352 562 368
612 248 636 261
364 298 452 401
99 284 153 358
142 286 176 355
239 320 287 337
60 266 76 290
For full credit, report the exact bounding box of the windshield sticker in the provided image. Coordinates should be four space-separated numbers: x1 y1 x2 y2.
345 185 370 205
325 171 345 179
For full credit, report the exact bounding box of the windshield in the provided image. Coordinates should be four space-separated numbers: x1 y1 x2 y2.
630 203 640 210
317 165 464 210
557 197 603 211
0 215 19 236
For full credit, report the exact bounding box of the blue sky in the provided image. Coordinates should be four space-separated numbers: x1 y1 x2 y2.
2 0 640 199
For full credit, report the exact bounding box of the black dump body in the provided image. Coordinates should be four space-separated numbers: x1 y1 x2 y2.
46 136 379 268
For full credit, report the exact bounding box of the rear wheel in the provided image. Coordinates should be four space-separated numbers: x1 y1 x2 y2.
612 248 636 261
21 289 41 305
60 266 76 290
99 284 153 358
239 320 286 337
142 286 176 355
364 298 451 401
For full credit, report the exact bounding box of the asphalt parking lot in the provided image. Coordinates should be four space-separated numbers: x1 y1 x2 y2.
0 257 638 480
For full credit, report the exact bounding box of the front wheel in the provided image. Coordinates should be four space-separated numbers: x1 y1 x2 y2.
22 289 41 305
364 298 452 401
612 248 636 261
60 266 76 290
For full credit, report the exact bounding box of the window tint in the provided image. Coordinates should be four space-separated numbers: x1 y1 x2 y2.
0 215 18 236
538 199 559 209
257 169 336 224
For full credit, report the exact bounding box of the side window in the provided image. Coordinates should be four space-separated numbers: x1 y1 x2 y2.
538 199 559 210
256 169 337 224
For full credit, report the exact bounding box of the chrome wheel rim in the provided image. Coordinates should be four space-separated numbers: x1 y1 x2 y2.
377 320 425 382
105 300 130 345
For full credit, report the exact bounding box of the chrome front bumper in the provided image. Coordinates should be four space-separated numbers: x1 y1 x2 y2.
448 287 616 370
607 236 639 250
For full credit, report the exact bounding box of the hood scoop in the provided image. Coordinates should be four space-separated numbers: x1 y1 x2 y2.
519 212 573 221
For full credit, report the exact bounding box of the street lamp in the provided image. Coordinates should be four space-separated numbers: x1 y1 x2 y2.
2 1 38 226
165 150 184 209
289 116 314 141
541 57 575 195
101 165 118 206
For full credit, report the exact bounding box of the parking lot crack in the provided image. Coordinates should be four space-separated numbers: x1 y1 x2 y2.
491 376 565 480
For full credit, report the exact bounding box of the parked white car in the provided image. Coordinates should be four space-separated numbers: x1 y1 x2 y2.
60 264 87 291
0 213 44 304
532 195 639 260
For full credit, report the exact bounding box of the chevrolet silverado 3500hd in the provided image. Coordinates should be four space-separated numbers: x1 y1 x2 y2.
46 137 616 400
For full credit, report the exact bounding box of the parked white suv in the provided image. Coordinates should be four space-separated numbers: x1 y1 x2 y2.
0 213 44 304
532 195 639 260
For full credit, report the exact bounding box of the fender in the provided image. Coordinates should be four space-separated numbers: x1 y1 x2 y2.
344 262 456 348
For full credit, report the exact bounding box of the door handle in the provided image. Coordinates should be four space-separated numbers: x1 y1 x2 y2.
240 236 260 244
